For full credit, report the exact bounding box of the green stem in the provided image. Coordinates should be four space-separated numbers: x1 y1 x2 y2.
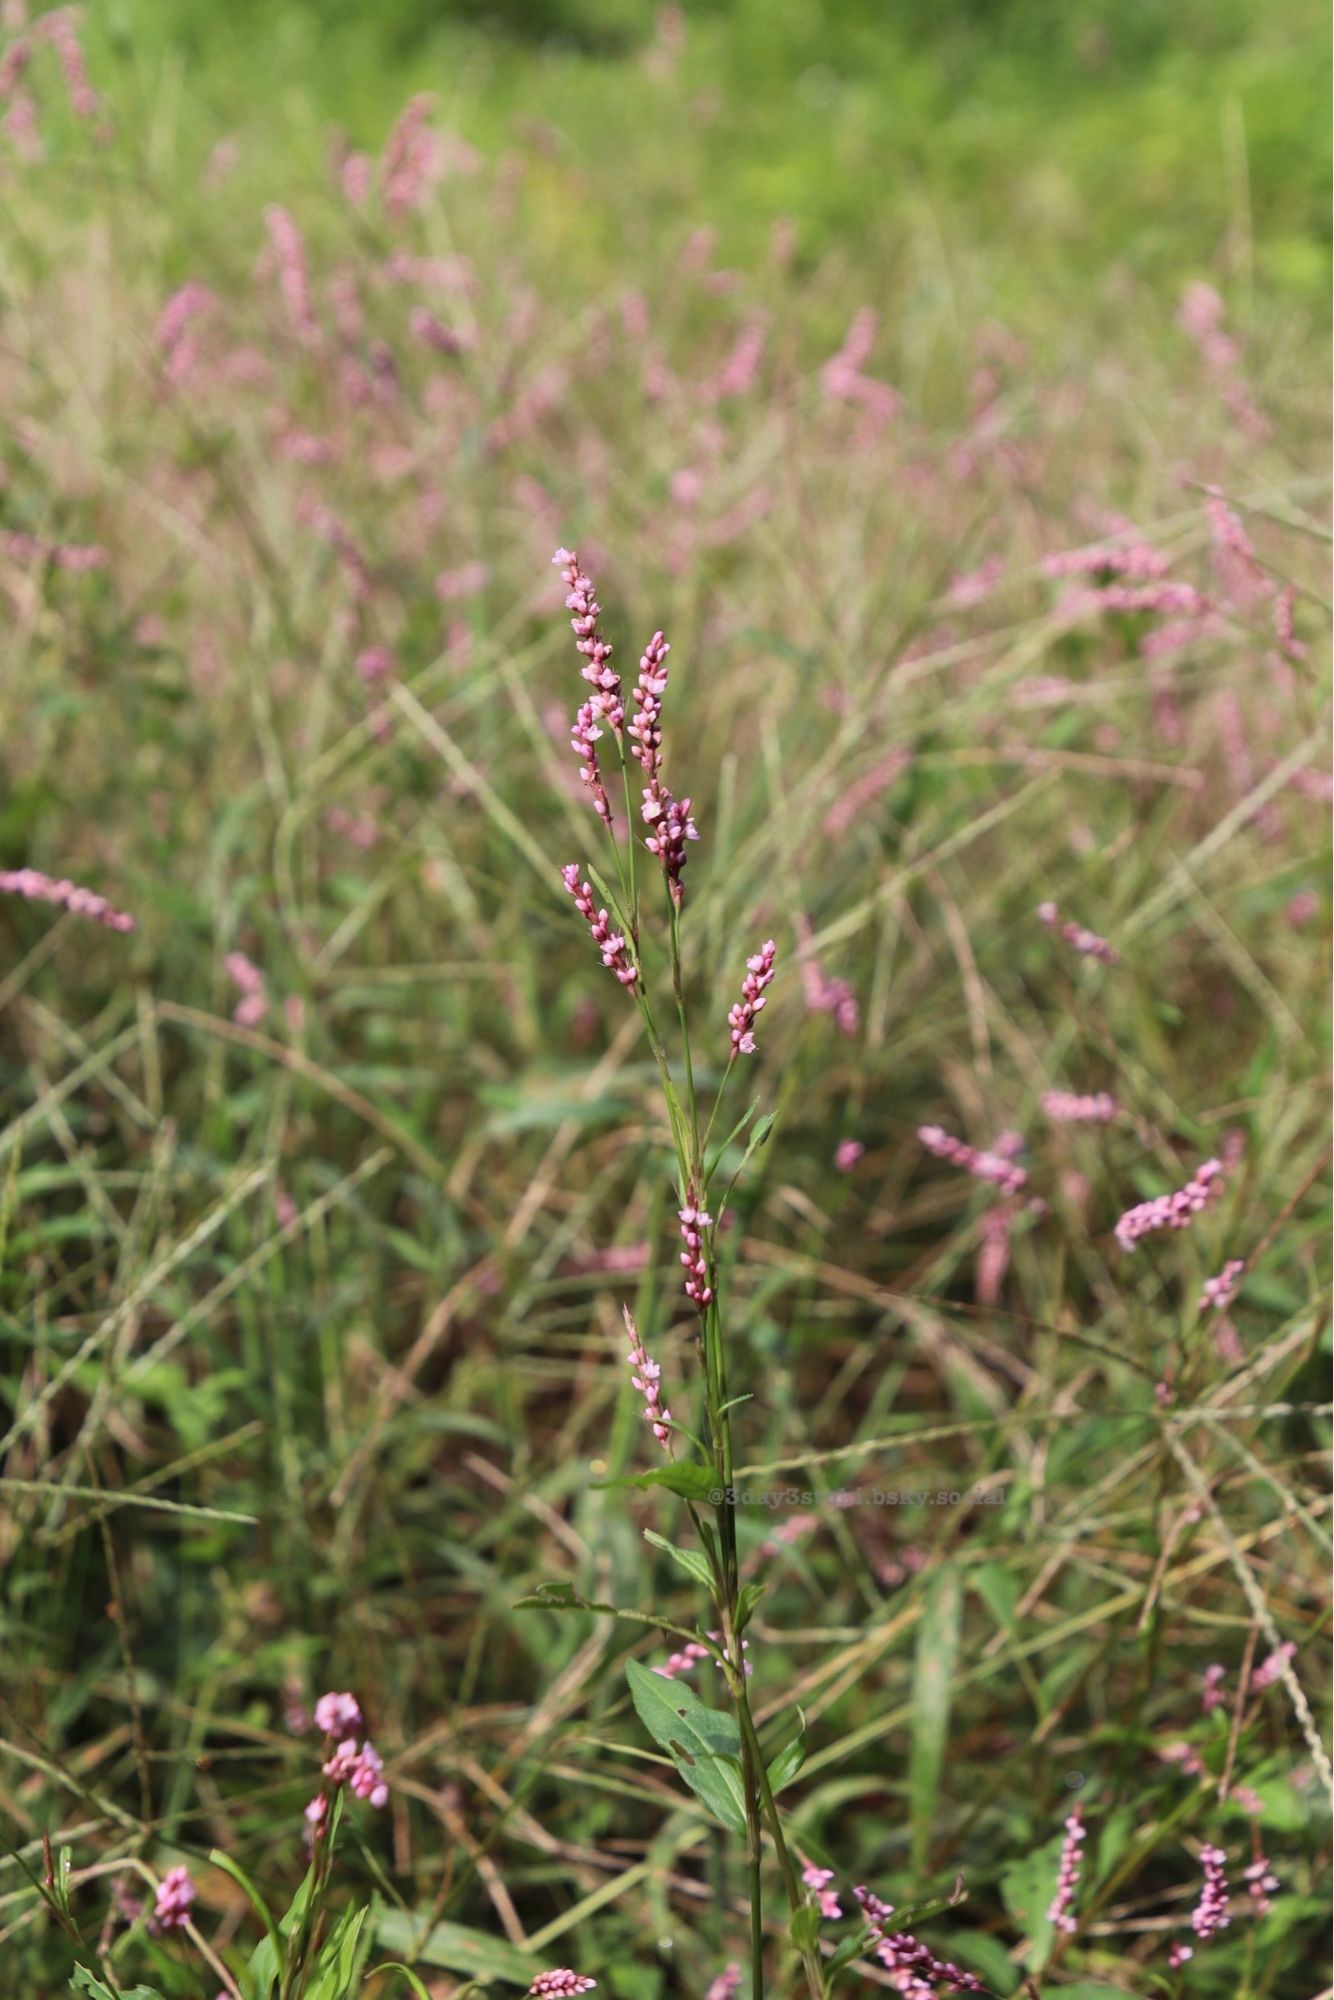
669 897 700 1161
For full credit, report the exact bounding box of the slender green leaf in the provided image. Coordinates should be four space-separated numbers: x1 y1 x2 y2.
766 1708 808 1794
644 1528 715 1592
375 1910 538 1982
910 1565 962 1870
593 1461 717 1503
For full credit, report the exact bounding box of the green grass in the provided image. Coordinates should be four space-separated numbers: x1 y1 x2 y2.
0 4 1329 1996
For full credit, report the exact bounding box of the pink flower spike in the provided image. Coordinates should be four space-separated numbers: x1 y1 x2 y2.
224 950 268 1028
1243 1854 1279 1917
678 1193 714 1312
642 785 699 905
561 865 638 991
852 1885 983 1994
1249 1641 1295 1691
313 1690 363 1736
627 629 670 792
623 1305 672 1450
1199 1259 1245 1312
1190 1844 1230 1939
918 1124 1027 1198
0 867 135 933
835 1139 865 1172
654 1639 711 1679
1201 1663 1227 1713
727 938 777 1057
1040 1089 1117 1124
704 1967 742 2000
1114 1157 1225 1252
570 700 614 826
151 1865 196 1932
1047 1806 1086 1934
526 1974 596 1997
802 1863 843 1921
1036 899 1117 965
553 547 621 720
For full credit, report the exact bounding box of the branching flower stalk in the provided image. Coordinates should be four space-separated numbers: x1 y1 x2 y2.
549 550 824 2000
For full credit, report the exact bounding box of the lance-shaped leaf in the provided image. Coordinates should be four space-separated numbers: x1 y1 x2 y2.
765 1707 808 1794
593 1461 717 1503
626 1658 747 1832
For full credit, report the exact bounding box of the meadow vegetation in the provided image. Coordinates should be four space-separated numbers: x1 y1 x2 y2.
0 4 1330 1997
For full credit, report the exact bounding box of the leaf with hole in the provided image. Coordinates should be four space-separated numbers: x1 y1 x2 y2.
626 1658 747 1832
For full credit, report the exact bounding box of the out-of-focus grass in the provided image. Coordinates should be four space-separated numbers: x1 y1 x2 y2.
103 0 1330 311
0 6 1329 1996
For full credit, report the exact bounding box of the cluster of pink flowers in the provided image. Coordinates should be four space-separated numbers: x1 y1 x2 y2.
728 938 777 1056
305 1690 388 1829
0 866 135 932
1250 1641 1295 1691
1114 1157 1224 1252
1273 585 1306 662
1204 491 1270 609
703 1966 741 2000
224 950 268 1028
568 700 614 826
313 1690 362 1735
755 1510 819 1564
643 788 699 905
1199 1259 1244 1311
835 1137 865 1172
627 629 670 794
917 1125 1027 1197
623 1306 671 1450
947 555 1005 608
678 1193 714 1311
409 305 468 355
0 528 106 568
355 644 395 686
1201 1663 1227 1713
802 1863 842 1920
1046 1807 1085 1934
1178 284 1268 439
800 955 858 1036
435 560 489 602
151 1864 196 1933
1190 1844 1230 1939
1243 1854 1279 1917
704 315 767 402
526 1972 595 1996
299 493 371 600
653 1638 711 1680
554 548 620 719
554 548 621 827
852 1886 983 1995
560 865 638 990
821 308 900 425
38 6 98 118
1036 900 1118 965
263 205 320 346
381 92 445 215
155 280 215 385
1042 539 1170 581
1040 1089 1116 1123
1056 579 1207 621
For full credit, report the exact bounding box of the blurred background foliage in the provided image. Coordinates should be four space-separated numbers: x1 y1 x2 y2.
96 0 1330 314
